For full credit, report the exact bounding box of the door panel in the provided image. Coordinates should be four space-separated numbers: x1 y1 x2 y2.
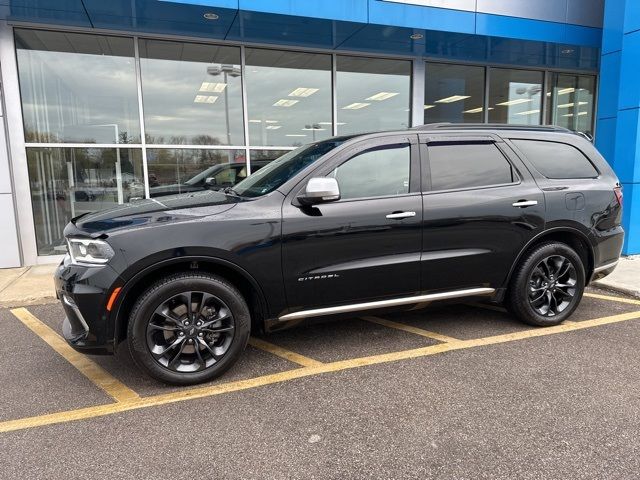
281 135 422 312
420 139 545 292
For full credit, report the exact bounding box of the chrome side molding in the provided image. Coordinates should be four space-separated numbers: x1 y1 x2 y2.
278 287 495 322
593 260 618 273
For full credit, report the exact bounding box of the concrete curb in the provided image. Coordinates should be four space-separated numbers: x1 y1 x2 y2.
591 281 640 299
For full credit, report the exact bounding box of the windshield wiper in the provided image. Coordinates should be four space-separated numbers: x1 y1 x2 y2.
223 186 242 197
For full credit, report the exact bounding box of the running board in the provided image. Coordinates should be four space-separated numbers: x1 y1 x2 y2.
278 287 496 322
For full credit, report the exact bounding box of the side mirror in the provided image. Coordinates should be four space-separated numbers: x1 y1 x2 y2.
204 177 217 188
298 177 340 206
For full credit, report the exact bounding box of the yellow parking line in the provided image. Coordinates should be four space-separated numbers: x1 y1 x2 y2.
10 308 139 403
248 337 323 367
584 292 640 306
2 308 640 434
361 316 459 343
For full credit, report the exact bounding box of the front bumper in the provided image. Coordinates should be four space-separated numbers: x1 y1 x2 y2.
55 255 123 355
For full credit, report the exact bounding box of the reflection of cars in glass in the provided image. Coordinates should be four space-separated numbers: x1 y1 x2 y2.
149 161 269 198
55 125 624 386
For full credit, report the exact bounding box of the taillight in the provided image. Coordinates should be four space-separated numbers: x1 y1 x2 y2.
614 186 623 207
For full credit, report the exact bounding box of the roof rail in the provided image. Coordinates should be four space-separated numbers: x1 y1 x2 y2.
412 123 573 133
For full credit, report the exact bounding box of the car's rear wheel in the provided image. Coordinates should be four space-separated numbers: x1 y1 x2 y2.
128 272 250 385
507 241 585 326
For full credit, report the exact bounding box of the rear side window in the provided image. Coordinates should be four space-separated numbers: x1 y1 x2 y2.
511 139 598 179
428 142 515 191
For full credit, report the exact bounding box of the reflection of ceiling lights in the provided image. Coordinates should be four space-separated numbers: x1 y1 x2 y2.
557 87 575 95
342 102 370 110
266 125 281 130
435 95 470 103
203 12 219 20
496 98 531 106
557 101 588 108
463 107 494 113
199 82 226 93
423 104 435 110
366 92 399 101
562 111 588 117
317 121 346 126
410 33 423 40
265 120 279 123
273 99 299 107
515 109 540 116
288 87 319 97
249 119 261 123
286 134 307 137
194 95 218 104
302 127 326 131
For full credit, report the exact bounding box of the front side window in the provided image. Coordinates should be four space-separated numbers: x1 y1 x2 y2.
330 144 410 200
511 140 598 179
428 142 514 191
15 30 140 144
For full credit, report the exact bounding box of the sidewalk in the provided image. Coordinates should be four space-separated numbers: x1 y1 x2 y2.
0 256 639 308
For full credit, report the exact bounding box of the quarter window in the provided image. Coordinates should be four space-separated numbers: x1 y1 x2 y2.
428 142 514 191
511 140 598 179
330 144 410 200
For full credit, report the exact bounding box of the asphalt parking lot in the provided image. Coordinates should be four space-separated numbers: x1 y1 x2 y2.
2 288 640 479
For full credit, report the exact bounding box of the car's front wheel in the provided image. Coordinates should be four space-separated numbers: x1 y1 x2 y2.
507 241 585 326
127 272 250 385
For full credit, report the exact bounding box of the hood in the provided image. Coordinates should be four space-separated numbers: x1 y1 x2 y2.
72 190 239 234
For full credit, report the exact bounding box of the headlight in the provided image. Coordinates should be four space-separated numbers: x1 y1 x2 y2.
67 238 115 265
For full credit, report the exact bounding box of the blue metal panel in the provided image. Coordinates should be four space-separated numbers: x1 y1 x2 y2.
618 30 640 110
614 108 640 184
597 51 621 118
368 0 475 34
161 0 239 7
240 0 368 23
6 0 91 26
621 183 640 254
476 13 565 44
226 10 364 49
601 0 625 54
595 117 617 164
565 24 602 48
623 0 640 34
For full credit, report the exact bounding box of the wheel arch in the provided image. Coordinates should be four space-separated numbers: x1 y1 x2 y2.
501 227 595 300
110 255 269 347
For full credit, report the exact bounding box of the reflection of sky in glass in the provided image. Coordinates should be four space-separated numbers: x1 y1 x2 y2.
140 40 244 146
16 31 140 144
489 69 543 125
424 63 484 124
337 56 411 135
246 49 332 147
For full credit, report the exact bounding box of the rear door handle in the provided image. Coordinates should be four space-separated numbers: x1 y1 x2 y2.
512 200 538 207
386 211 416 219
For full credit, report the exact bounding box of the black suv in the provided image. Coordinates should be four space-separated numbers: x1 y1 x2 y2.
54 124 624 385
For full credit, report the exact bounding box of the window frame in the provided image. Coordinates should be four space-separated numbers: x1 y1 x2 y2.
291 134 420 204
508 138 600 180
421 136 522 194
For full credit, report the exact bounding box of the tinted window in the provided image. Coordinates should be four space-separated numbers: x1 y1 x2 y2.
330 144 410 200
511 140 598 179
428 143 514 191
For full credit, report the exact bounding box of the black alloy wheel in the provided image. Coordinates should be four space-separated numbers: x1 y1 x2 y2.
507 241 585 326
527 255 578 317
146 291 235 373
128 273 250 385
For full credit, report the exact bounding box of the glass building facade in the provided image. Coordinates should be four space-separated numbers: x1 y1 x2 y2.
0 0 612 265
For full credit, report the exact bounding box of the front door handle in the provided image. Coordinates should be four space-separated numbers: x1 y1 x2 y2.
386 211 416 219
512 200 538 208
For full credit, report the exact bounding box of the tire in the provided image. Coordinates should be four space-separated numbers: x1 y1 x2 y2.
127 272 250 385
506 241 585 327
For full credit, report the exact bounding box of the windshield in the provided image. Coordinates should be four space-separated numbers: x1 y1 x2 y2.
233 137 353 198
